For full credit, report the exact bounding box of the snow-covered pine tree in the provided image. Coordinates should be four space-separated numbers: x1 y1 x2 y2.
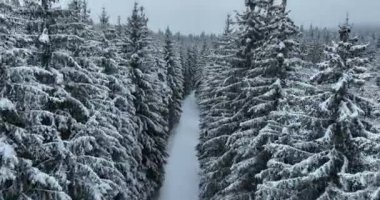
149 28 172 130
99 6 109 30
64 1 152 199
98 12 147 200
1 1 70 199
310 20 380 200
81 0 92 24
1 1 149 198
217 1 309 199
164 27 184 130
43 1 135 198
178 44 188 91
111 15 127 58
5 0 142 199
256 19 380 200
0 0 22 188
194 41 210 92
0 0 78 199
323 27 332 45
0 0 8 91
197 14 242 200
116 15 123 36
124 3 170 198
300 23 332 64
150 44 171 136
182 48 191 96
197 0 279 198
198 14 235 132
183 46 198 95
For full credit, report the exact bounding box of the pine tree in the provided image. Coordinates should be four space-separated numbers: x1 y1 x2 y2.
197 0 272 198
197 14 241 200
6 0 146 199
44 0 136 199
183 46 198 95
323 27 332 44
124 3 170 198
69 1 153 198
311 21 379 200
99 6 110 30
0 1 55 199
164 27 184 130
309 24 315 41
182 49 191 96
116 15 123 36
198 14 235 131
194 41 210 91
255 19 380 200
2 0 190 199
221 1 306 199
0 0 75 199
197 1 320 199
81 0 92 24
178 44 192 97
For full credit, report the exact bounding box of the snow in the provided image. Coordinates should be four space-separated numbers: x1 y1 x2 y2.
351 44 367 51
0 98 15 111
0 141 18 165
28 167 62 190
158 92 200 200
51 68 64 84
39 28 50 44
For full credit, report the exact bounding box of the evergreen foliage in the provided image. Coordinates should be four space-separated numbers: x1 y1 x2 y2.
0 1 184 199
197 1 380 200
1 1 380 200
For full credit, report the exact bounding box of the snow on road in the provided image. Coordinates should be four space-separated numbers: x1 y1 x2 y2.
158 92 200 200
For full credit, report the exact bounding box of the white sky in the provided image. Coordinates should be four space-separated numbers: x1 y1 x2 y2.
61 0 380 34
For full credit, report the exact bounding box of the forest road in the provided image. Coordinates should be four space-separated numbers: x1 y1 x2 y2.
158 92 200 200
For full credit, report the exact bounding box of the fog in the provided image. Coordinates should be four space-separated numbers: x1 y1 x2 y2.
61 0 380 35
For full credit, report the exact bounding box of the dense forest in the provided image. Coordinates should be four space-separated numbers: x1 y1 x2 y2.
0 0 379 200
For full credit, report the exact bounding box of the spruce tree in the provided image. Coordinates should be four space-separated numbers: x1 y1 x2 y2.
194 41 210 91
81 0 91 24
255 19 380 200
221 1 307 199
1 0 74 199
182 48 192 96
69 1 152 198
164 27 184 130
197 0 271 198
183 46 198 95
124 3 169 198
1 1 184 200
197 14 240 200
3 0 142 199
116 15 123 36
99 6 109 30
197 1 317 199
311 21 379 200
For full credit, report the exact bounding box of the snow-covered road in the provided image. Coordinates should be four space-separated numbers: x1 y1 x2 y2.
158 92 200 200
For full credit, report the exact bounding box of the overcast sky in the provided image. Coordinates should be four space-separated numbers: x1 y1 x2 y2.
61 0 380 34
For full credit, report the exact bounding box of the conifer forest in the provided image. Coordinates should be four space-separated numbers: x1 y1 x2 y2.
1 0 380 200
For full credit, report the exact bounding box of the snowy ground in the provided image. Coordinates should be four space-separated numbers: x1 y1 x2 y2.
158 92 200 200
